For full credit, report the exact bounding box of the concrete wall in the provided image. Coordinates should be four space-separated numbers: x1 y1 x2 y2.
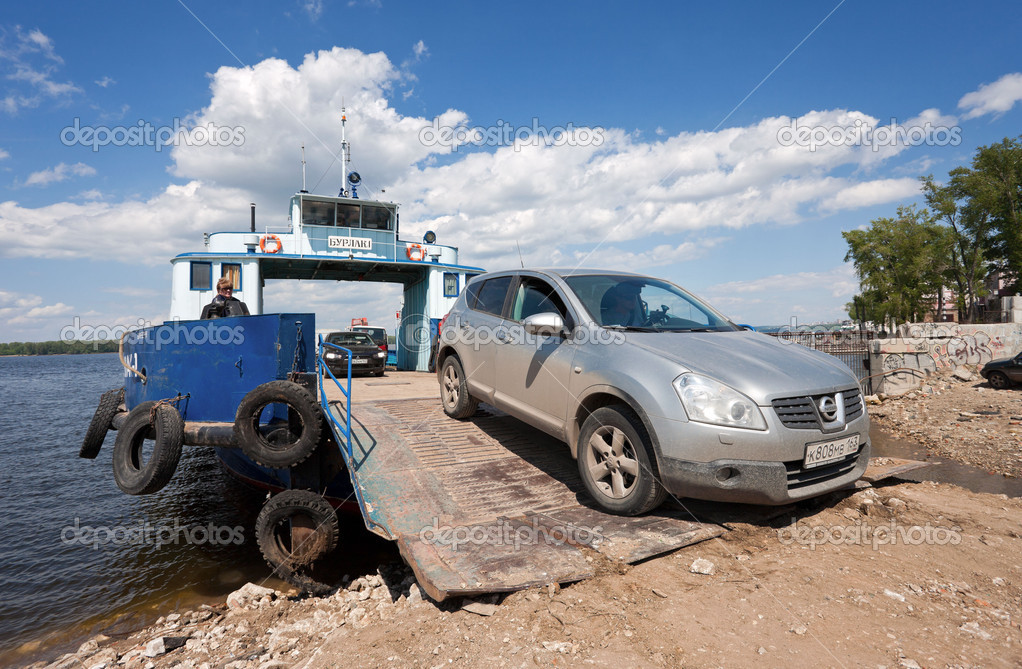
870 322 1022 395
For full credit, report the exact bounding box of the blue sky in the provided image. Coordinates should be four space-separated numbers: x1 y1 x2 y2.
1 0 1021 341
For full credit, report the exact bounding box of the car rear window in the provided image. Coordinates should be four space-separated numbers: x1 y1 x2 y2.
470 276 512 316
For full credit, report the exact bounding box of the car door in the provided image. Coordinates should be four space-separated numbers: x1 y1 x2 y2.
492 275 578 439
452 274 513 403
1008 354 1022 382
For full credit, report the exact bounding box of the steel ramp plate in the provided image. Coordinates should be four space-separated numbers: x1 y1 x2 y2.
338 399 723 601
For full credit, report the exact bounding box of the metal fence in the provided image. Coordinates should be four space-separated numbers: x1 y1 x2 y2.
767 330 874 395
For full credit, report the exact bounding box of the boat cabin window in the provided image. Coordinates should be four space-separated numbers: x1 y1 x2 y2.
336 203 360 228
361 205 393 231
443 273 459 297
190 262 212 290
221 263 241 289
302 200 336 226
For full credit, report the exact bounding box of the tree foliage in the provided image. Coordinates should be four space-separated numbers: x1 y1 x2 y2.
843 205 950 325
845 135 1022 325
0 340 119 356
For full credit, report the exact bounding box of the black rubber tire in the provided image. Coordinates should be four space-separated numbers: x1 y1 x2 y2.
576 405 667 516
234 381 323 468
112 401 184 495
256 489 339 595
988 371 1012 390
80 387 124 459
439 356 479 419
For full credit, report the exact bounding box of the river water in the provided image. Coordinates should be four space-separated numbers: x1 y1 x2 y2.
0 353 1019 666
0 353 396 667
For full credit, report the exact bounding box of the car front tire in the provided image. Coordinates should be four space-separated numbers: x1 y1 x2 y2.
440 355 479 419
577 405 667 516
988 371 1012 389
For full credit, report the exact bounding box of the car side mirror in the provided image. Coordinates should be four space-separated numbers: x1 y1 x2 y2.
522 312 567 337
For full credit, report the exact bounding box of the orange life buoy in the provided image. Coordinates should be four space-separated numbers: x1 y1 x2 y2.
260 234 282 253
406 244 425 261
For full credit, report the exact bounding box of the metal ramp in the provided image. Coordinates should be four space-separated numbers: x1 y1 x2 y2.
324 397 724 602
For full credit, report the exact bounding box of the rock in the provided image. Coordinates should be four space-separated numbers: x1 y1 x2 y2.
226 583 276 610
883 589 906 602
407 583 423 604
959 622 992 640
461 600 499 616
689 558 715 575
953 368 975 382
651 588 668 598
143 637 187 658
865 395 881 405
886 498 907 510
541 641 573 654
77 640 99 656
899 660 922 669
790 625 808 635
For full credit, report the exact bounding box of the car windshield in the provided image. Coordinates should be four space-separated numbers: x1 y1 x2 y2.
327 332 374 346
563 274 737 332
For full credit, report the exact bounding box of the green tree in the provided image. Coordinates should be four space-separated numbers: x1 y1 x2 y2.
921 174 990 322
843 205 950 327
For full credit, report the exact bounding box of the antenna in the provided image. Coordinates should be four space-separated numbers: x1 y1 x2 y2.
515 240 525 268
300 144 307 193
339 105 350 197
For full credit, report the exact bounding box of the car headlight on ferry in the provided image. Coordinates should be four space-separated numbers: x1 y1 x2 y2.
375 351 385 358
674 373 766 430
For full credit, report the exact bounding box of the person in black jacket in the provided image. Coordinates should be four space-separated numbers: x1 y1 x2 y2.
201 278 250 319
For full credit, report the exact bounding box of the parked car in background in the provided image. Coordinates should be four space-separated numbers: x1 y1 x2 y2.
324 331 386 377
435 269 870 516
980 352 1022 389
351 325 389 358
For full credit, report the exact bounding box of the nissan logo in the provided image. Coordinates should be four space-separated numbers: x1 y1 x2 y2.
817 395 839 422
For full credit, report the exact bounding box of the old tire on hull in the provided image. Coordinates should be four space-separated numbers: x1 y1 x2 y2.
234 381 323 468
576 405 667 516
80 387 124 459
439 356 479 419
112 401 184 495
256 489 339 595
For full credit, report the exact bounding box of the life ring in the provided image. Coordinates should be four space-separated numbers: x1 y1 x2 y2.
406 243 425 261
260 234 282 253
112 401 184 495
234 381 323 468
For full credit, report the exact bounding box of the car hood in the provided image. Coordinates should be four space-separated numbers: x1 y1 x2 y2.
983 357 1013 370
623 330 859 403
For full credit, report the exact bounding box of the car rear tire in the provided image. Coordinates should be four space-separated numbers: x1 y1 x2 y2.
577 406 666 516
988 371 1012 389
440 355 479 419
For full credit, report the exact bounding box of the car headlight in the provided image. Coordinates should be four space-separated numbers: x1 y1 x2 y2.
674 373 766 430
376 351 385 358
325 352 338 359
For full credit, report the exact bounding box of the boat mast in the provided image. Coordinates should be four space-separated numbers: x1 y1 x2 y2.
339 107 350 197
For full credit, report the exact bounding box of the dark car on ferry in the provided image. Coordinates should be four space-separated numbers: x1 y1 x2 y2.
323 331 386 377
351 325 389 358
434 269 870 516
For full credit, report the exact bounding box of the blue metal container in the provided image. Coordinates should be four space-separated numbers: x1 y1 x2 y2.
122 314 315 420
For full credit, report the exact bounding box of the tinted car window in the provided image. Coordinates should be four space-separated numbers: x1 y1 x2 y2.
327 332 374 346
471 276 513 316
510 278 571 326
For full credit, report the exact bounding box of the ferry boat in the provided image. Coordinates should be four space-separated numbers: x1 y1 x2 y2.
79 112 485 592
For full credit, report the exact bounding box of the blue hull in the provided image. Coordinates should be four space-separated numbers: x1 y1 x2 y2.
214 446 359 511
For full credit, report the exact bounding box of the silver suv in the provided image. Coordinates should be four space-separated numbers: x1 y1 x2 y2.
435 269 870 516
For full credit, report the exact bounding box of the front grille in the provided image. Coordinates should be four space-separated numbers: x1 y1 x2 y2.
772 387 863 429
785 452 860 490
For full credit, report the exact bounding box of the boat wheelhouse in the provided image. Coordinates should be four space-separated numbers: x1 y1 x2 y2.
169 190 482 371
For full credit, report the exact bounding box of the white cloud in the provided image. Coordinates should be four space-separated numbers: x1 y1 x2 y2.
94 76 115 88
303 0 324 19
413 40 428 59
0 47 942 289
23 162 96 187
0 26 80 113
958 72 1022 119
0 148 8 160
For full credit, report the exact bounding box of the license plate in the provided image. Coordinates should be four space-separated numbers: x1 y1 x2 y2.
803 434 859 468
351 358 368 365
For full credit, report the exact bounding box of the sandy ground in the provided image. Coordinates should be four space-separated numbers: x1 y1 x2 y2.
24 371 1022 668
868 367 1022 479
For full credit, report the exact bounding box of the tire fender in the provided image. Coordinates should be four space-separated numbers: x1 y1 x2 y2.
112 401 184 495
234 381 324 468
80 387 124 459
